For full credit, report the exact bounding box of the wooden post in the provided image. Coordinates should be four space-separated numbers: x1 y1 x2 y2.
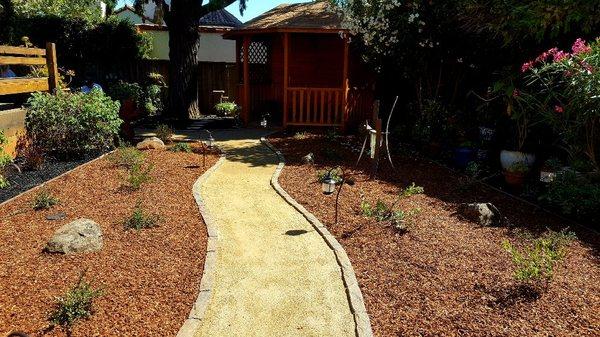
283 33 290 127
341 34 350 132
242 36 250 126
371 118 382 179
46 42 59 93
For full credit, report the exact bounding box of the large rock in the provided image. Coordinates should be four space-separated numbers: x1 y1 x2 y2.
457 203 502 227
46 219 103 254
136 137 165 150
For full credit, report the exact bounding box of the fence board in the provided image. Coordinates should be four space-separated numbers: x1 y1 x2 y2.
0 78 49 95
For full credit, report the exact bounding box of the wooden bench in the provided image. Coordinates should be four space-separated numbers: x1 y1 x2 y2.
0 43 59 96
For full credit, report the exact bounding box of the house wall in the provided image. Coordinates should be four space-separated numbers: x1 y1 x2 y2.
116 9 145 24
141 29 236 63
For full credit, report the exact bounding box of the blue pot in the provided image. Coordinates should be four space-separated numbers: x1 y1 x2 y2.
454 147 475 169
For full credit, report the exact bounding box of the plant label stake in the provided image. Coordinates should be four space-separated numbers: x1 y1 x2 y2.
356 97 398 178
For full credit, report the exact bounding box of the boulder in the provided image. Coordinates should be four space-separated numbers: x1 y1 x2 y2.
302 153 315 165
457 203 502 227
46 219 103 254
136 137 165 150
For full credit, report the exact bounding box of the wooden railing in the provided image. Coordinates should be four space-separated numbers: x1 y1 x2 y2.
286 87 345 126
0 43 59 96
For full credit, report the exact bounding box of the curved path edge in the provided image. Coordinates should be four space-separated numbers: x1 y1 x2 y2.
177 154 227 337
260 137 374 337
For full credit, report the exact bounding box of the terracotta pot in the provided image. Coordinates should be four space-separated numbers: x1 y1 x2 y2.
503 170 526 186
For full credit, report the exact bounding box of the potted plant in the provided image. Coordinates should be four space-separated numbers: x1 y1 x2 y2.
453 140 476 169
107 81 143 141
503 161 529 187
540 157 563 183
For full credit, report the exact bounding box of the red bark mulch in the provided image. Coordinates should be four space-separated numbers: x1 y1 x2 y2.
270 133 600 337
0 147 218 337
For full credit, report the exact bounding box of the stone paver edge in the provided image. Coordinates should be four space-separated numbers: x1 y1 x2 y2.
260 137 374 337
176 154 227 337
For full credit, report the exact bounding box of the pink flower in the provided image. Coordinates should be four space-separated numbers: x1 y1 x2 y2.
553 50 570 62
512 89 521 98
554 105 564 113
521 61 534 73
572 38 592 55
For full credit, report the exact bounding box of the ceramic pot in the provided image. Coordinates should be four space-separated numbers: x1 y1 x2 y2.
454 147 475 169
500 150 536 170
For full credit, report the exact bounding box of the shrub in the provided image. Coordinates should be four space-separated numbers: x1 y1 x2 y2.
390 208 422 233
170 143 192 153
214 102 239 116
155 124 173 143
33 189 59 210
124 200 159 230
540 171 600 224
400 182 425 198
25 90 122 158
49 273 102 330
125 162 153 190
110 146 144 169
106 81 142 102
360 198 421 232
502 229 576 286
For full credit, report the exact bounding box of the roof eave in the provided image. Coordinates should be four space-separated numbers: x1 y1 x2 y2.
223 27 350 39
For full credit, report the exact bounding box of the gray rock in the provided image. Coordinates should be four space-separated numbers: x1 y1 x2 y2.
302 153 314 165
458 203 502 227
46 219 103 254
136 137 165 150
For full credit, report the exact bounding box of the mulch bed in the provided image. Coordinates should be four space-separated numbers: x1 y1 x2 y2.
0 146 219 337
270 132 600 337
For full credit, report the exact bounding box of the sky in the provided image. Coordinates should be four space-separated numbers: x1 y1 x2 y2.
116 0 313 23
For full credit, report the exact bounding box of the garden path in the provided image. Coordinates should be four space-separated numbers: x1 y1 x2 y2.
194 131 355 337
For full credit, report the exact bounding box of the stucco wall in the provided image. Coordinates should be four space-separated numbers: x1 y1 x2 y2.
116 9 145 24
143 30 237 63
0 109 25 157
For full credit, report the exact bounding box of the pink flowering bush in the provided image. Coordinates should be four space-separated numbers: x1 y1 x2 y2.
522 38 600 171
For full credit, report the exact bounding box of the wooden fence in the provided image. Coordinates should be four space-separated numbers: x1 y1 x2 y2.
0 43 59 96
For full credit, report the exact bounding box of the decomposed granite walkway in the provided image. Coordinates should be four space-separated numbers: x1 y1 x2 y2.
192 132 358 337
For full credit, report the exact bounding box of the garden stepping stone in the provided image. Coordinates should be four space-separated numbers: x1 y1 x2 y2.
136 137 166 150
457 203 502 227
46 212 67 221
45 218 103 254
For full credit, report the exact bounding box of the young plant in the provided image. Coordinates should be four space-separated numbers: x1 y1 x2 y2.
124 200 159 230
502 229 576 288
214 102 239 116
49 273 103 331
400 182 425 198
155 124 173 143
110 146 145 169
33 189 59 210
317 167 343 184
125 162 153 190
390 208 422 233
0 130 12 189
170 142 192 153
293 131 309 140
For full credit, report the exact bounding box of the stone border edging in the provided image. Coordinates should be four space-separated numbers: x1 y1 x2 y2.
260 137 374 337
176 154 227 337
0 150 116 209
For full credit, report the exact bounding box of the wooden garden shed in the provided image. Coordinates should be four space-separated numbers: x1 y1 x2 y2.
225 1 374 129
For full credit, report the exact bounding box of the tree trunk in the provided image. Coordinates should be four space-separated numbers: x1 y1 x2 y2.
166 0 202 120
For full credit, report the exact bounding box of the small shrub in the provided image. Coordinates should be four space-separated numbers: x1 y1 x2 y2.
124 200 159 230
170 142 192 153
25 90 122 158
361 198 421 233
33 189 59 210
390 208 422 233
502 229 576 286
214 102 239 116
110 147 144 169
400 182 424 198
540 171 600 224
317 167 343 184
125 162 153 190
155 124 173 143
293 132 310 140
49 273 102 330
106 81 142 102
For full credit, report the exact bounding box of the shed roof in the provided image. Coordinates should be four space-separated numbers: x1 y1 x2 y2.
236 1 343 32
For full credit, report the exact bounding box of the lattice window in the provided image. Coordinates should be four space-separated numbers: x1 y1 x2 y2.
240 41 269 65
